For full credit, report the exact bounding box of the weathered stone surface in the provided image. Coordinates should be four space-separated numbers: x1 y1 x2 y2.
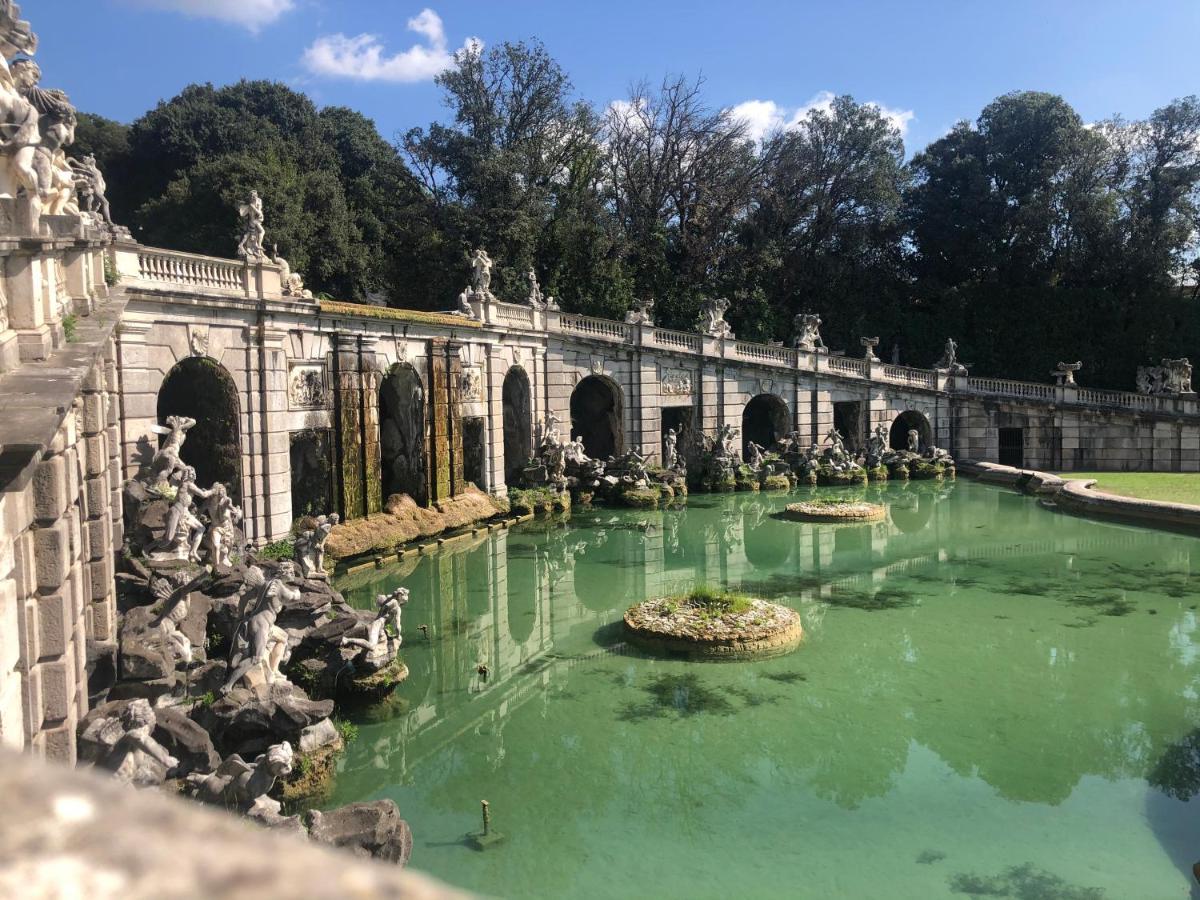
298 716 340 753
191 682 335 758
0 749 464 898
307 800 414 866
118 606 173 683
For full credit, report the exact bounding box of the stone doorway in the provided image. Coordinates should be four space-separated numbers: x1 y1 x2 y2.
661 407 693 467
379 363 428 506
462 417 486 490
889 410 933 452
570 375 624 460
290 428 334 519
502 367 532 483
742 394 789 457
833 400 866 451
998 427 1025 468
156 356 242 502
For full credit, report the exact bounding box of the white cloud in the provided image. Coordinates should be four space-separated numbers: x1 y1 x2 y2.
730 91 915 144
302 9 481 83
134 0 294 32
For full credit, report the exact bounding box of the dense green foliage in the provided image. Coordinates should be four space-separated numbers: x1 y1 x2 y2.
74 46 1200 389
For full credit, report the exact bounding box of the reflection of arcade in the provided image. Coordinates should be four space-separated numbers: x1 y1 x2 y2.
335 482 1197 810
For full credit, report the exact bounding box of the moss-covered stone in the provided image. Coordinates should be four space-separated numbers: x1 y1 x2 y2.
275 741 341 810
509 488 571 517
817 466 867 486
618 487 661 508
909 460 945 480
762 474 792 492
867 466 889 482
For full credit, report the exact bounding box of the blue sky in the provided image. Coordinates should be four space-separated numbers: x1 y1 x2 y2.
34 0 1200 154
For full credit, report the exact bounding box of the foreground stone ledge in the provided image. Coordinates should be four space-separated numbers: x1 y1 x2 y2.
0 748 467 899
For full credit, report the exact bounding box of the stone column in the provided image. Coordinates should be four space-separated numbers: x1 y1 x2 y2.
425 338 466 502
331 332 367 520
256 325 293 542
113 319 156 481
484 344 508 495
6 249 60 362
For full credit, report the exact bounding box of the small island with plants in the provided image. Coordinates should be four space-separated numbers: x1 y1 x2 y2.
623 587 803 660
779 498 887 523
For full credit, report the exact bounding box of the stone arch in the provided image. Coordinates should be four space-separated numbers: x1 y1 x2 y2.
502 366 533 483
379 362 428 507
156 356 242 502
742 393 789 457
570 374 624 459
890 410 933 453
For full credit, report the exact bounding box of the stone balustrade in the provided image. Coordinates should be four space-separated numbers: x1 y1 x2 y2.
118 244 283 300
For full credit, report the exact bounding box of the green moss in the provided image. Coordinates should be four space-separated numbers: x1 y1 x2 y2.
762 474 791 492
619 487 660 508
62 314 79 342
103 254 121 287
509 487 570 517
684 585 753 616
867 466 889 482
909 460 945 480
258 539 294 561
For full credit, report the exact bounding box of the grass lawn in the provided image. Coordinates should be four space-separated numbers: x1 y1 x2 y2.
1056 471 1200 506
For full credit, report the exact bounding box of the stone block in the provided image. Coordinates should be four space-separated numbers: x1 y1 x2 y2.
81 392 106 436
38 658 72 723
35 592 69 660
84 476 108 520
31 455 68 524
32 520 70 591
88 555 114 604
40 719 76 763
83 433 108 478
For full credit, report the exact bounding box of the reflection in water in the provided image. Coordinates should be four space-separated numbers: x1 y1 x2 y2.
331 481 1200 899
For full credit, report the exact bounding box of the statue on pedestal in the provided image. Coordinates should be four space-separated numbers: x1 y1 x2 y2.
341 587 407 667
625 297 655 326
11 58 77 215
69 154 111 224
470 248 493 297
793 313 826 352
220 563 300 695
294 513 339 580
0 1 41 204
1052 361 1082 387
527 268 546 309
907 428 921 454
935 338 969 375
146 414 196 492
861 336 880 362
147 465 210 562
200 482 242 568
698 297 734 339
236 190 266 260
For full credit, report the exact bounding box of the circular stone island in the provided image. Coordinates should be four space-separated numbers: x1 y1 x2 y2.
779 499 886 523
623 590 803 660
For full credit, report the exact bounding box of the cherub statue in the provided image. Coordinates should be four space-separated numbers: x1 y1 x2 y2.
70 154 112 224
220 563 300 695
541 412 563 447
341 587 407 660
236 190 266 260
293 513 339 580
793 313 826 351
145 415 196 491
11 58 77 216
200 482 242 568
470 248 493 295
0 1 40 202
187 741 294 822
146 465 211 562
87 699 180 788
824 427 847 462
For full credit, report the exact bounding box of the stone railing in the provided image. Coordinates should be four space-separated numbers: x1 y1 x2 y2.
492 301 536 328
827 355 869 377
735 341 796 367
650 327 702 353
880 364 938 389
1076 387 1169 413
556 312 633 342
966 377 1057 401
134 247 246 294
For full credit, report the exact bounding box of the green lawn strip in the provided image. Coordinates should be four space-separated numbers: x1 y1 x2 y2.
1056 472 1200 506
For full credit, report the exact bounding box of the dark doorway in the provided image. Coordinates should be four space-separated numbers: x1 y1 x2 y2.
462 417 486 490
290 428 334 519
833 401 866 451
998 427 1025 468
570 375 623 459
662 407 693 467
379 363 428 506
502 367 532 483
742 394 789 457
889 410 933 452
156 356 242 502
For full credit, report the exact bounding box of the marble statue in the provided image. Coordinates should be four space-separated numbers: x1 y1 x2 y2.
86 699 180 788
935 338 968 375
1052 361 1082 387
69 153 111 224
698 297 734 339
1136 358 1193 395
341 587 407 662
272 246 312 300
200 482 242 568
147 466 210 562
861 336 880 362
471 248 493 295
625 297 655 326
146 414 196 491
220 563 300 695
293 513 339 580
151 570 205 668
527 268 545 309
824 427 847 457
663 427 679 471
718 423 738 459
11 58 76 215
793 313 826 352
236 190 266 260
746 441 764 470
456 286 476 318
187 741 294 822
866 424 889 466
907 428 921 454
564 435 589 467
0 1 40 203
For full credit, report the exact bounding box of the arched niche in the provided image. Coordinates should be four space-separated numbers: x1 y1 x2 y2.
502 366 532 483
890 410 933 452
379 363 428 507
156 356 242 502
570 374 624 459
742 393 789 457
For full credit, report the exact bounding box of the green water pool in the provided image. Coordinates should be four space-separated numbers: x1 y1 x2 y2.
329 479 1200 899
